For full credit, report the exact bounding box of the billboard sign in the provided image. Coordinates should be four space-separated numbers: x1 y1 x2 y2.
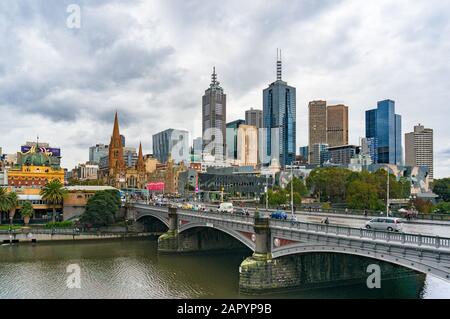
21 146 61 157
147 182 165 191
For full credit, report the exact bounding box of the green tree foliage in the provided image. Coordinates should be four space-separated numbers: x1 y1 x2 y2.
306 167 352 202
20 201 34 218
0 188 18 223
285 177 309 197
40 179 68 223
346 180 384 210
80 190 121 227
432 201 450 214
306 167 412 210
432 178 450 202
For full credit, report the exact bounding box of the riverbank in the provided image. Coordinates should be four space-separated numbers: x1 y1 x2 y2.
1 231 161 244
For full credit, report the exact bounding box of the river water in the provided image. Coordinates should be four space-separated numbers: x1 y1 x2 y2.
0 239 449 299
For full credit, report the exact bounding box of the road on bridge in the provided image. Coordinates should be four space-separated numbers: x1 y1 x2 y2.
197 203 450 238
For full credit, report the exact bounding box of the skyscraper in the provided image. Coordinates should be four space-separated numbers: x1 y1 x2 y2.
226 119 245 160
202 67 227 161
89 144 109 164
263 50 296 167
308 100 327 162
365 99 402 165
237 124 258 167
153 128 189 164
245 108 263 129
326 104 348 147
405 124 433 179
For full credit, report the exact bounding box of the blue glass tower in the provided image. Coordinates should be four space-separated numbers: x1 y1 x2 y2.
263 50 296 167
365 99 402 165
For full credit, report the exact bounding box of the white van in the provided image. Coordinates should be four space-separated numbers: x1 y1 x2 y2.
365 217 403 232
218 202 234 213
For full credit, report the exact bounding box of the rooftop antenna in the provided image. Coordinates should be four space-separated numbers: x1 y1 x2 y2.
276 48 282 81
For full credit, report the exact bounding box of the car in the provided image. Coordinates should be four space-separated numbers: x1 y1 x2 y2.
270 211 288 220
218 202 234 213
235 208 248 216
182 203 193 210
365 217 403 232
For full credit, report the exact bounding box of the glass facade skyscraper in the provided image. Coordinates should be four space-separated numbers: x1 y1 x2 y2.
365 99 402 165
263 51 296 167
226 119 245 160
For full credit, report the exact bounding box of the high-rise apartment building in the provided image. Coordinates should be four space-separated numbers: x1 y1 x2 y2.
405 124 433 179
245 108 263 129
365 99 402 165
202 67 227 161
263 50 296 167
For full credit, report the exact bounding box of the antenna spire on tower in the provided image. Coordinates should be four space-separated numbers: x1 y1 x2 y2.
276 48 282 81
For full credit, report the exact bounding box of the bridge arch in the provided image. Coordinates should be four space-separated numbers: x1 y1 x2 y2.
179 222 255 251
272 243 450 282
135 211 170 228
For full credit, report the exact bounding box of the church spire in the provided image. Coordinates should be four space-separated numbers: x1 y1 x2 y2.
112 111 122 147
136 141 145 172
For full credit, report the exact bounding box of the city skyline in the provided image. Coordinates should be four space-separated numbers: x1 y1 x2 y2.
0 1 449 177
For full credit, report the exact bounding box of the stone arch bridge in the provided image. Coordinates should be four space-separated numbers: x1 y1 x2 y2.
131 203 450 294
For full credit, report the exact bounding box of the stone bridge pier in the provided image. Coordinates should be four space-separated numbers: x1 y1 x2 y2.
238 216 422 294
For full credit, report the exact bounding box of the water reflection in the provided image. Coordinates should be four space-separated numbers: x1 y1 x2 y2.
0 239 449 299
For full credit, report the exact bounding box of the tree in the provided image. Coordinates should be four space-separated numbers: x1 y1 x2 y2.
80 190 121 227
306 167 352 202
267 189 287 206
0 188 18 225
7 192 18 225
346 180 384 211
413 198 433 214
286 177 309 197
432 178 450 202
433 201 450 214
20 201 34 226
40 179 68 223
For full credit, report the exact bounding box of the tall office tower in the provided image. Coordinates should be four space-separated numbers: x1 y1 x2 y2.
326 104 348 147
202 67 227 161
89 144 109 164
226 119 246 160
152 128 190 164
405 124 434 179
263 49 296 167
308 100 327 163
237 124 258 167
245 108 263 129
365 99 402 165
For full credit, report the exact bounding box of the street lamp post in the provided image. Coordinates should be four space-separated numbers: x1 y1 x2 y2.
290 163 294 219
265 174 269 213
384 167 390 217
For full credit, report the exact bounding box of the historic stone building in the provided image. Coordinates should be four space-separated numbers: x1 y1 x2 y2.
102 112 147 189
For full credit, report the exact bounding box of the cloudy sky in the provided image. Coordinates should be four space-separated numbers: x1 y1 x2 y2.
0 0 449 177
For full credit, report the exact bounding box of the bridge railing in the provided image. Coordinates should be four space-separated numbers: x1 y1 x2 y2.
270 219 450 249
177 209 254 224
